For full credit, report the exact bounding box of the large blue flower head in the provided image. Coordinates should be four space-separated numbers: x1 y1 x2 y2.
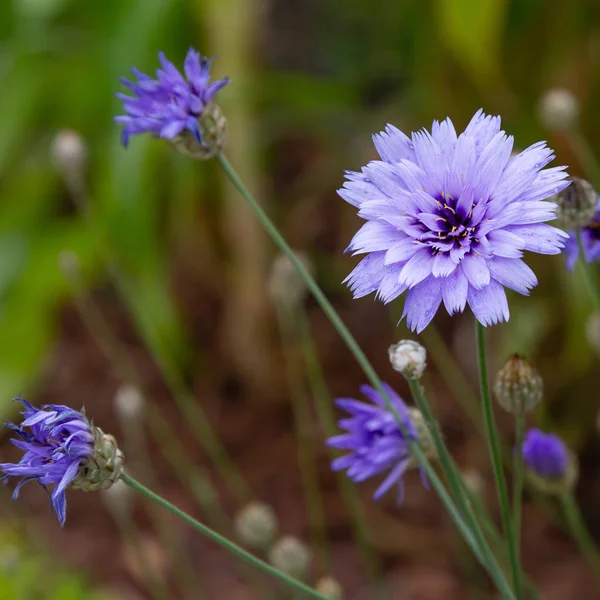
0 399 94 525
326 383 431 503
522 428 568 479
564 197 600 270
115 48 230 156
340 110 571 332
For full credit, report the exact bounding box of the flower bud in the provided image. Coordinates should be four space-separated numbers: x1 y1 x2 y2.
553 177 598 230
315 576 343 599
522 428 578 496
538 88 579 131
267 536 311 580
169 103 227 160
407 407 438 467
388 340 427 380
71 426 125 492
268 252 312 308
493 354 543 414
234 502 278 550
461 469 485 498
50 129 88 176
114 385 145 421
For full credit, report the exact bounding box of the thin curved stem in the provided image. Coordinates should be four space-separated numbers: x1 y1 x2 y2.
512 413 526 572
475 322 522 598
560 493 600 583
121 473 328 600
216 153 511 593
297 309 384 591
408 379 515 599
576 230 600 315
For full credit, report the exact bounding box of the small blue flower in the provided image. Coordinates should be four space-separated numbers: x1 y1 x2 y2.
0 399 94 526
340 110 570 332
564 197 600 270
326 383 425 503
522 428 568 479
115 48 230 148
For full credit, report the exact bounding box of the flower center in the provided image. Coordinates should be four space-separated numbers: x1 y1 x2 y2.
417 191 481 258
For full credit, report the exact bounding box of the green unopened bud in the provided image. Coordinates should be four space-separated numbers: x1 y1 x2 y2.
315 576 343 599
526 452 579 497
51 129 87 177
267 536 311 580
234 502 278 550
170 103 227 160
461 469 485 498
388 339 427 380
71 427 124 492
407 407 438 467
538 88 579 131
494 354 543 414
268 252 312 308
554 177 598 230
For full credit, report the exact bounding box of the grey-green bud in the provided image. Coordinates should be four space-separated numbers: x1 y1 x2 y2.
554 177 598 230
234 502 279 550
315 576 343 599
406 406 438 468
267 536 311 580
526 451 579 497
538 88 579 131
494 354 543 414
71 426 124 492
170 103 227 160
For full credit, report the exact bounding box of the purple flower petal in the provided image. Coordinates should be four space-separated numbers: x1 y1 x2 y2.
339 109 570 330
115 49 229 147
467 280 510 326
402 275 443 333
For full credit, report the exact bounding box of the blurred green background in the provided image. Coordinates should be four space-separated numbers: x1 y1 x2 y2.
1 0 600 598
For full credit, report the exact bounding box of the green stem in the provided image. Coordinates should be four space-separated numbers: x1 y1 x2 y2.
576 230 600 315
408 379 515 599
297 309 384 593
121 473 327 600
462 480 543 600
216 152 523 595
560 493 600 583
275 302 330 572
512 413 526 572
216 153 479 558
475 322 522 598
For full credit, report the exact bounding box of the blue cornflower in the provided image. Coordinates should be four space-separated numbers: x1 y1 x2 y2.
564 198 600 270
340 109 570 332
0 399 94 525
115 48 229 151
326 383 429 503
522 428 568 479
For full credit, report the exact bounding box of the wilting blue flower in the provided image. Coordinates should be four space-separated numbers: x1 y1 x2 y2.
326 383 424 503
340 110 570 332
115 48 230 148
522 428 568 479
0 399 94 526
564 197 600 270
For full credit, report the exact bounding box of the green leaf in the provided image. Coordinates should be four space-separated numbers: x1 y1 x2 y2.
434 0 507 85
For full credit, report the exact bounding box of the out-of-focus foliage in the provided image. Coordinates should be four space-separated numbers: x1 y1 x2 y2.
1 0 599 434
0 526 107 600
1 0 600 595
